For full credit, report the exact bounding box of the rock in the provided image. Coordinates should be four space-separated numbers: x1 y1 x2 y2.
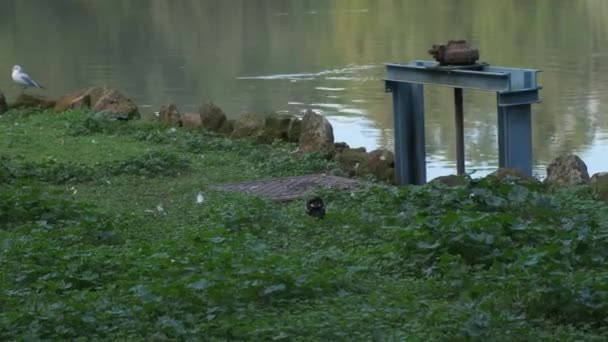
487 167 540 184
334 142 350 153
11 94 56 109
0 91 7 114
364 149 396 183
298 110 334 156
54 90 91 112
544 154 589 186
181 112 203 130
218 119 235 135
159 103 181 127
56 86 108 112
199 102 226 132
85 86 111 106
334 148 369 177
429 175 469 187
231 113 265 139
260 114 296 143
92 88 139 120
287 118 302 143
590 172 608 202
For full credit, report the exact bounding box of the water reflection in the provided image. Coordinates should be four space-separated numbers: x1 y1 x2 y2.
1 0 608 178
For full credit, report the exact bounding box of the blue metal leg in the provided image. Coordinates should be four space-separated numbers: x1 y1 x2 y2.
389 82 426 185
411 84 426 184
497 94 533 175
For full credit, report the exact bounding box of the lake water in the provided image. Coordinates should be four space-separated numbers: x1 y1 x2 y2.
1 0 608 179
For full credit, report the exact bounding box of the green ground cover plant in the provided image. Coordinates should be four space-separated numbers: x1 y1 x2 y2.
1 109 607 340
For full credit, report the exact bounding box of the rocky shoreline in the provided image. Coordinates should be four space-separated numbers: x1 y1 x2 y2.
1 87 607 199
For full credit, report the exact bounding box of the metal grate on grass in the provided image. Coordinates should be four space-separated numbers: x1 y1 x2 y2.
211 174 361 202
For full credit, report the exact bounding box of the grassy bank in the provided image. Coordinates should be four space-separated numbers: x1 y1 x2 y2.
1 109 607 341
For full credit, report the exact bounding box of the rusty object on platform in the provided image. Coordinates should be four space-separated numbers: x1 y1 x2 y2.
428 40 479 66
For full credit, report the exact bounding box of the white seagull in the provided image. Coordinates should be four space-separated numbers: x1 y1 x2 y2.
11 65 44 90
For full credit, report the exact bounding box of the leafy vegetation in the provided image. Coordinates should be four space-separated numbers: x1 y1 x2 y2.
1 109 607 340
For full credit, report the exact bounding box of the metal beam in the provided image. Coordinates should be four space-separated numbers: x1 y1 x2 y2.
388 81 426 185
386 61 540 92
386 60 541 184
454 88 465 175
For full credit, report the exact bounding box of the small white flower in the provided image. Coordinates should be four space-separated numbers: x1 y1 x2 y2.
169 127 177 133
91 139 97 144
156 203 164 213
196 192 205 204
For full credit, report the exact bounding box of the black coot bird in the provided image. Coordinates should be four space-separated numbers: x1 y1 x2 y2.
305 196 326 219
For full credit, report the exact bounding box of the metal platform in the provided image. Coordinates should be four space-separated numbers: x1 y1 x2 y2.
385 60 542 185
211 174 361 202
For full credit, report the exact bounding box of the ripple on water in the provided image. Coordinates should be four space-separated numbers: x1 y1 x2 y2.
237 64 377 81
338 108 367 116
315 87 346 91
309 103 344 109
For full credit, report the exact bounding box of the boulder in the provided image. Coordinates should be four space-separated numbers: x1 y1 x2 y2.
364 149 396 183
92 88 139 120
590 172 608 202
487 167 539 184
56 86 108 112
159 103 181 127
260 114 296 143
181 112 202 130
544 154 589 186
231 113 265 139
218 119 235 135
287 118 302 143
199 102 226 132
334 142 351 153
429 175 469 187
0 91 7 114
11 94 56 109
298 110 334 156
54 90 91 112
334 148 369 177
85 86 111 106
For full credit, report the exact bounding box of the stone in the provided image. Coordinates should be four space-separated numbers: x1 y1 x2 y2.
54 90 92 112
92 88 139 120
181 112 203 130
334 148 369 177
261 114 296 143
487 167 540 184
287 118 302 143
11 94 56 109
0 91 7 114
334 142 350 153
590 172 608 202
199 102 226 132
231 113 265 139
298 110 334 156
56 86 108 112
364 149 396 183
218 119 235 135
429 175 469 187
544 154 589 186
159 103 181 127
